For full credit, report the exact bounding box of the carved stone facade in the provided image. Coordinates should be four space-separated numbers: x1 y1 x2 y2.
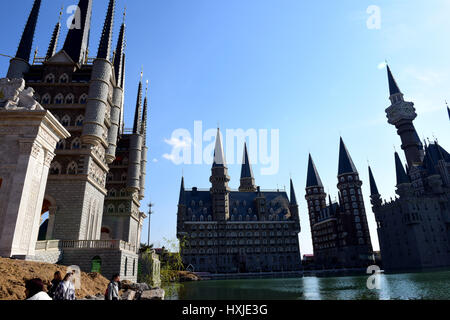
0 78 70 258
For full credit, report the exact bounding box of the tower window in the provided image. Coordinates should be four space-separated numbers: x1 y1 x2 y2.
42 93 51 104
45 74 55 83
54 93 64 105
65 93 74 104
67 162 78 175
61 115 70 126
59 73 69 83
79 94 88 104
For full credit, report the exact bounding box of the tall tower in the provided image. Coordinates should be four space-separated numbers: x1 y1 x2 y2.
337 138 373 264
289 179 301 231
7 0 41 79
239 142 256 192
304 154 326 252
210 128 230 221
385 65 424 167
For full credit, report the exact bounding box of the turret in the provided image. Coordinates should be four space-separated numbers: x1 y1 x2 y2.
62 0 92 65
81 0 115 146
177 176 186 235
106 11 126 163
368 166 382 207
97 0 115 60
139 85 149 200
45 10 62 61
239 142 256 192
127 78 144 192
210 128 230 221
305 154 326 230
385 65 424 167
394 152 410 186
7 0 41 79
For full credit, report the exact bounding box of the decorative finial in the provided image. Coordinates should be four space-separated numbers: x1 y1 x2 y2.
123 6 127 24
145 79 149 95
58 5 64 23
140 66 144 81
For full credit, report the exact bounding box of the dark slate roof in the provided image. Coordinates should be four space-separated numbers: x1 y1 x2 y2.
387 65 401 96
428 142 450 162
368 166 379 195
306 154 323 188
179 177 185 204
447 106 450 121
338 138 358 175
97 0 115 59
133 79 143 134
290 179 297 205
240 143 254 179
16 0 41 62
394 152 410 185
182 190 292 221
46 21 61 60
114 23 126 85
62 0 92 64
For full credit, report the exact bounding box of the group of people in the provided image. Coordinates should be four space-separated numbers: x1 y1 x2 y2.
25 271 122 301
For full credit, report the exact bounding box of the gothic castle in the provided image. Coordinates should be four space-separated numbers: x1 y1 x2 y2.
177 129 302 273
0 0 148 282
305 139 374 269
368 66 450 272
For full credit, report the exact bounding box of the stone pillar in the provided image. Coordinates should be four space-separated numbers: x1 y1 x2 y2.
0 78 70 258
45 206 58 240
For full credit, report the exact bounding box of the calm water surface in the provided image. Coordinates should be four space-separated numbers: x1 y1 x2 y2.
164 271 450 300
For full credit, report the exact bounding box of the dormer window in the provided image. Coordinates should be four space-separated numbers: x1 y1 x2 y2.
79 94 88 104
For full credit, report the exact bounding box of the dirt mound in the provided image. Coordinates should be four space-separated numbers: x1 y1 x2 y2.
0 257 109 300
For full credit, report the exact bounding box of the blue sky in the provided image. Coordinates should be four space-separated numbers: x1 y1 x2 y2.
1 0 449 254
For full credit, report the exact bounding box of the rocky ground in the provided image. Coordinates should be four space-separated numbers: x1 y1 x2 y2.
0 257 165 300
0 257 109 300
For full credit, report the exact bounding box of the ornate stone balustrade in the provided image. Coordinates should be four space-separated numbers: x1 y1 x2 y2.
36 239 136 253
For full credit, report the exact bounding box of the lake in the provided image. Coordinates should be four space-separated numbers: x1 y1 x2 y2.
164 270 450 300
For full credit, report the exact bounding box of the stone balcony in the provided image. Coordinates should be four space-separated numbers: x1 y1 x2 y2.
36 239 137 253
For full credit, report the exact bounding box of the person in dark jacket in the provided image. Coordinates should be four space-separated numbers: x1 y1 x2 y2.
47 271 62 299
105 274 121 301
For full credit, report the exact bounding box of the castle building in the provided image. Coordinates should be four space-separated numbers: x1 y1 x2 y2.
0 0 148 281
177 130 302 273
368 66 450 272
305 139 374 269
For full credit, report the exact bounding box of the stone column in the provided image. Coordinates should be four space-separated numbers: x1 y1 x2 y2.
45 206 58 240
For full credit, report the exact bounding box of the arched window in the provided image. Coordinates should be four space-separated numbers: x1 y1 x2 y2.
54 93 64 104
79 93 88 104
91 256 101 273
61 115 70 126
121 173 127 181
45 74 55 83
71 138 81 149
133 259 136 276
124 257 128 276
56 140 65 150
41 93 51 104
120 189 126 197
118 204 125 213
200 215 204 222
59 73 69 83
207 215 212 221
108 189 116 197
50 162 61 175
67 161 78 175
75 115 84 126
107 204 115 213
65 93 74 104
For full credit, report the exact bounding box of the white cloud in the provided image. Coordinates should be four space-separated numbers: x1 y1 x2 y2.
164 136 192 148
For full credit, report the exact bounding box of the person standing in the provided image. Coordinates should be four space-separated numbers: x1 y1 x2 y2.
25 278 52 300
105 274 121 301
47 271 62 299
53 272 76 300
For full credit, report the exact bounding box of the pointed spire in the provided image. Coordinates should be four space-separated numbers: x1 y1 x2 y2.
97 0 116 60
45 9 63 60
290 179 298 206
15 0 41 62
306 154 323 188
132 73 143 134
395 152 410 185
447 104 450 121
424 151 438 175
141 81 149 144
213 128 226 167
113 9 126 85
240 142 254 179
387 64 402 96
368 166 380 196
62 0 93 65
328 194 335 215
178 176 185 205
338 137 358 175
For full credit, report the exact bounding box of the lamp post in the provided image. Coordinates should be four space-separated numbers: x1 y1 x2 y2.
147 203 154 246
